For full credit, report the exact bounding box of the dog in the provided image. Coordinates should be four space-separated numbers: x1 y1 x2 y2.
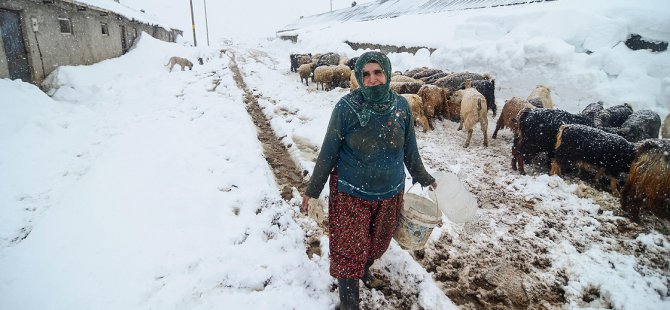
165 56 193 72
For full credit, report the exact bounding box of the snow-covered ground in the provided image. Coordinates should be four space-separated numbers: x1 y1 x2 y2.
1 0 669 309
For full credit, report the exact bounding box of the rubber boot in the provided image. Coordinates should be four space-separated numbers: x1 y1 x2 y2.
337 278 360 310
362 261 385 290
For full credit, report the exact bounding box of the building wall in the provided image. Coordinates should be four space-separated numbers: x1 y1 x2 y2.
0 0 180 84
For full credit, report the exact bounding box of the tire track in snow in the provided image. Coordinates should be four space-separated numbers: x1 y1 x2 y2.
225 51 307 200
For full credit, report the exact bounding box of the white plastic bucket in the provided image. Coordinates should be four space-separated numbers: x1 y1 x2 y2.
393 192 442 250
430 171 478 223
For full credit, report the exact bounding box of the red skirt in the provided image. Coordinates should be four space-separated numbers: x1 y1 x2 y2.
328 170 404 279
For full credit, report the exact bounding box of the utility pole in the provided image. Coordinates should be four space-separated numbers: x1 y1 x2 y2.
189 0 197 46
330 0 332 12
203 0 210 46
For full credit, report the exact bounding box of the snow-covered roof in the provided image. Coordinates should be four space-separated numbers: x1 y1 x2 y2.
278 0 555 34
61 0 179 31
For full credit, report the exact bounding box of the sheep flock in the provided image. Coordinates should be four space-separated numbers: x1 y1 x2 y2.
289 52 670 222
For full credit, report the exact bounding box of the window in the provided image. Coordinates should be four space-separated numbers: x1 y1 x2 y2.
101 23 108 36
58 18 72 34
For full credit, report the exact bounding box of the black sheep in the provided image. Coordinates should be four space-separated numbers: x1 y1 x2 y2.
512 108 594 174
551 124 636 194
346 56 358 70
594 103 633 128
579 101 604 122
289 54 299 72
611 109 661 142
289 53 311 72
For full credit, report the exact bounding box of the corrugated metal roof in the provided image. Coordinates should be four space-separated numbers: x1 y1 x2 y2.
278 0 553 34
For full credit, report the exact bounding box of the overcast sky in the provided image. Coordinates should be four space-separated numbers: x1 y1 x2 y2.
122 0 375 44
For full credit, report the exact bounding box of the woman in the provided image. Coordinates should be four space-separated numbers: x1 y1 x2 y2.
301 51 436 309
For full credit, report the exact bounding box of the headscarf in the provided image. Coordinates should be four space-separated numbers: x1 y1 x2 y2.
343 51 396 127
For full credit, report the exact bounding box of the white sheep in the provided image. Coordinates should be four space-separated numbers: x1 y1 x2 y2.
298 63 312 86
457 80 488 148
527 85 554 109
313 66 334 91
338 56 349 66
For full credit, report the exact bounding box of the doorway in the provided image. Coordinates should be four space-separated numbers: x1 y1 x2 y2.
0 9 32 82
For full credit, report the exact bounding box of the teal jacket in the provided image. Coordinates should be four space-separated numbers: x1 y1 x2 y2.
305 92 435 200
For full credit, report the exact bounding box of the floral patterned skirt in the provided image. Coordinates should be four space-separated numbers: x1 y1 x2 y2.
328 170 403 279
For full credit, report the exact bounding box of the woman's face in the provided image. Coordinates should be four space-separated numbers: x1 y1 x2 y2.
362 62 386 87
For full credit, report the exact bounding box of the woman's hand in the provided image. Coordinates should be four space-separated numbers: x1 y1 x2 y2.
300 195 310 214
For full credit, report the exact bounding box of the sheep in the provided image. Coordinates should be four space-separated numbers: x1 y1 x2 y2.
390 81 423 94
346 57 358 70
311 53 341 80
458 79 496 116
594 103 633 128
578 101 604 124
289 53 311 72
316 52 340 67
421 72 449 84
446 89 464 122
434 72 489 92
457 80 488 148
298 63 312 86
551 124 636 195
313 65 334 91
289 54 300 72
349 70 359 92
492 97 534 139
410 68 444 80
417 85 448 129
401 94 430 132
404 67 429 77
610 109 661 142
338 56 349 66
391 75 422 83
663 113 670 138
621 139 670 222
331 65 352 89
527 85 554 109
528 98 544 108
297 55 312 67
512 108 594 174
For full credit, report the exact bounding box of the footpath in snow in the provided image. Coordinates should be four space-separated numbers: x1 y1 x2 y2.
0 35 453 309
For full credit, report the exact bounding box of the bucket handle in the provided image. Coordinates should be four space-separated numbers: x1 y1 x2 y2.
405 182 440 218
